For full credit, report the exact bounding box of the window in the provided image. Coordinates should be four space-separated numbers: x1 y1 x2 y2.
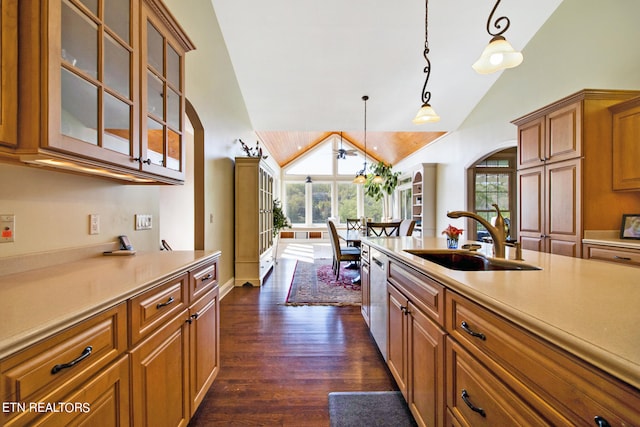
285 182 305 224
282 134 384 226
337 183 357 222
467 148 516 240
311 183 331 224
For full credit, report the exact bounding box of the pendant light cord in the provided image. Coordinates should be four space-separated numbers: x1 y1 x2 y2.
486 0 511 37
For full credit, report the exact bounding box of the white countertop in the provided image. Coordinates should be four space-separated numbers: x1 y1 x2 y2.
0 250 219 359
363 236 640 390
583 230 640 249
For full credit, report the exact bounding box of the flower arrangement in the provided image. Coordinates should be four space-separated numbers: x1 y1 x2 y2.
238 138 268 159
442 224 464 239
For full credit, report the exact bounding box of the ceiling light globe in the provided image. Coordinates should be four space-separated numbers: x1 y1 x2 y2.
413 103 441 124
473 36 523 74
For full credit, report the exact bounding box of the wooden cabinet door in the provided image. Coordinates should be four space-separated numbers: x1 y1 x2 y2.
517 117 545 169
189 288 220 415
32 356 130 427
611 97 640 190
130 311 190 427
0 0 17 147
387 283 408 398
517 166 545 252
546 159 581 257
360 262 370 326
408 301 445 427
546 101 581 163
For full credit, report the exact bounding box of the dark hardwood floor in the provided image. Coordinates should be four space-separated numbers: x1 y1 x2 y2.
188 254 398 426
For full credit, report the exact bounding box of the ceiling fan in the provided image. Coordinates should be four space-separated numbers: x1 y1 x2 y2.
333 132 358 160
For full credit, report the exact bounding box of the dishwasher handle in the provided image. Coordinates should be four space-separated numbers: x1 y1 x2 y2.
372 256 384 269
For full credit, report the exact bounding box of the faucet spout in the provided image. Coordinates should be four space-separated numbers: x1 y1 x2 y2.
447 204 507 258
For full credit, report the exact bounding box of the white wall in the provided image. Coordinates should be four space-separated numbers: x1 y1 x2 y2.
396 0 640 234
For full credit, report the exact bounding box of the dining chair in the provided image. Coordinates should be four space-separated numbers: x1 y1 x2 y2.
346 218 362 231
327 220 361 280
399 219 416 236
366 221 402 237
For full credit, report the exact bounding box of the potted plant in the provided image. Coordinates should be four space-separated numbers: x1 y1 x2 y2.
272 199 290 262
364 161 401 220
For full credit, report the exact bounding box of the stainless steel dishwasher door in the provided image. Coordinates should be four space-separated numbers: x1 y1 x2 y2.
369 248 388 360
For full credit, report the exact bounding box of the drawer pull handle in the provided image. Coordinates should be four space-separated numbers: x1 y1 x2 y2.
613 256 631 261
156 296 175 309
594 416 611 427
400 306 410 316
51 346 93 374
201 273 213 282
461 321 486 341
461 389 486 417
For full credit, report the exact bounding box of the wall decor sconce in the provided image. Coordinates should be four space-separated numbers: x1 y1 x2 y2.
472 0 523 74
413 0 440 124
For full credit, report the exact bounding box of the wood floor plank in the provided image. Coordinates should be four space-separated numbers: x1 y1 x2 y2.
188 257 398 426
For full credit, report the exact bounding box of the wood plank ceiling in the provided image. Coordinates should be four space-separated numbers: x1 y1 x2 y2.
257 131 446 167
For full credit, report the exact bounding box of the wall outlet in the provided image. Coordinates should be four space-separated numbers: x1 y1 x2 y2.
135 214 153 230
89 214 100 235
1 214 15 243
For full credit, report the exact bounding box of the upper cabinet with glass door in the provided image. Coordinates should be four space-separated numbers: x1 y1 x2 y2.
15 0 193 184
140 0 194 181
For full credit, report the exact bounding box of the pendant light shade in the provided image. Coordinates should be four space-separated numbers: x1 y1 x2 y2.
413 0 439 124
472 35 523 74
413 103 440 124
473 0 522 74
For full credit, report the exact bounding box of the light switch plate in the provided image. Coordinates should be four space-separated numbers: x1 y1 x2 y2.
135 214 153 230
89 214 100 235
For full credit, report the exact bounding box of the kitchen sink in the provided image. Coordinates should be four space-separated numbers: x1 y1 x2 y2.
404 249 541 271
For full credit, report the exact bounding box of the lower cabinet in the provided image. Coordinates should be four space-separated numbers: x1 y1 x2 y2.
582 243 640 267
388 282 446 427
130 276 220 427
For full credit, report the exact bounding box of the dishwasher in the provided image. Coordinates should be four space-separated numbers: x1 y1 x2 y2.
369 247 388 360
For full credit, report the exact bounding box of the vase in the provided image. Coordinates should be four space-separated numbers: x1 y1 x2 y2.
447 237 459 249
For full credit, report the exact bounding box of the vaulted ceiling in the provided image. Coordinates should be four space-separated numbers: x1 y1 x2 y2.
211 0 564 166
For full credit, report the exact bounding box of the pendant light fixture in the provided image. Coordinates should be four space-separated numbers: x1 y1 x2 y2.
472 0 523 74
353 95 369 184
413 0 440 124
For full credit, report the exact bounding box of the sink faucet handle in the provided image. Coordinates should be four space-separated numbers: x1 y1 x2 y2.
505 241 523 261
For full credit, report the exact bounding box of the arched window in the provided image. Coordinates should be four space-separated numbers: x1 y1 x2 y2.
467 148 517 241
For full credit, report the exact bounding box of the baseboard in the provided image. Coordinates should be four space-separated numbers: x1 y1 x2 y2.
219 277 235 300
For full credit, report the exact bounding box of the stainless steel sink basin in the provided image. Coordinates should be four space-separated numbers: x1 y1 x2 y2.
404 249 541 271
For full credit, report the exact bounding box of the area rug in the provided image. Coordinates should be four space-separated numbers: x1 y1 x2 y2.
328 391 417 427
285 259 361 306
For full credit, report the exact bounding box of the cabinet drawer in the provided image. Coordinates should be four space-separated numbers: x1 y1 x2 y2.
446 291 640 425
189 259 218 302
583 244 640 267
1 303 127 410
129 273 189 345
446 338 548 426
387 258 445 325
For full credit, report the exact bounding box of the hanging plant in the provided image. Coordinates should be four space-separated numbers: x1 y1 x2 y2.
364 161 400 201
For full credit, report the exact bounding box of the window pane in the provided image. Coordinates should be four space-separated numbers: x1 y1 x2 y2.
337 152 365 176
286 142 333 175
285 183 305 224
338 183 357 222
364 194 382 222
312 183 331 224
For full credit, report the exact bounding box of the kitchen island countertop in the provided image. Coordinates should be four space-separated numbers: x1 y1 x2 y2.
363 236 640 390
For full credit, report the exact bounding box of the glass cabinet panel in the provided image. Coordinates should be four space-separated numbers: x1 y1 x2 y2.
61 0 98 79
104 33 130 97
58 0 134 163
147 71 164 117
167 45 180 88
105 0 130 44
167 87 180 129
146 117 163 165
146 21 163 72
61 68 98 145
